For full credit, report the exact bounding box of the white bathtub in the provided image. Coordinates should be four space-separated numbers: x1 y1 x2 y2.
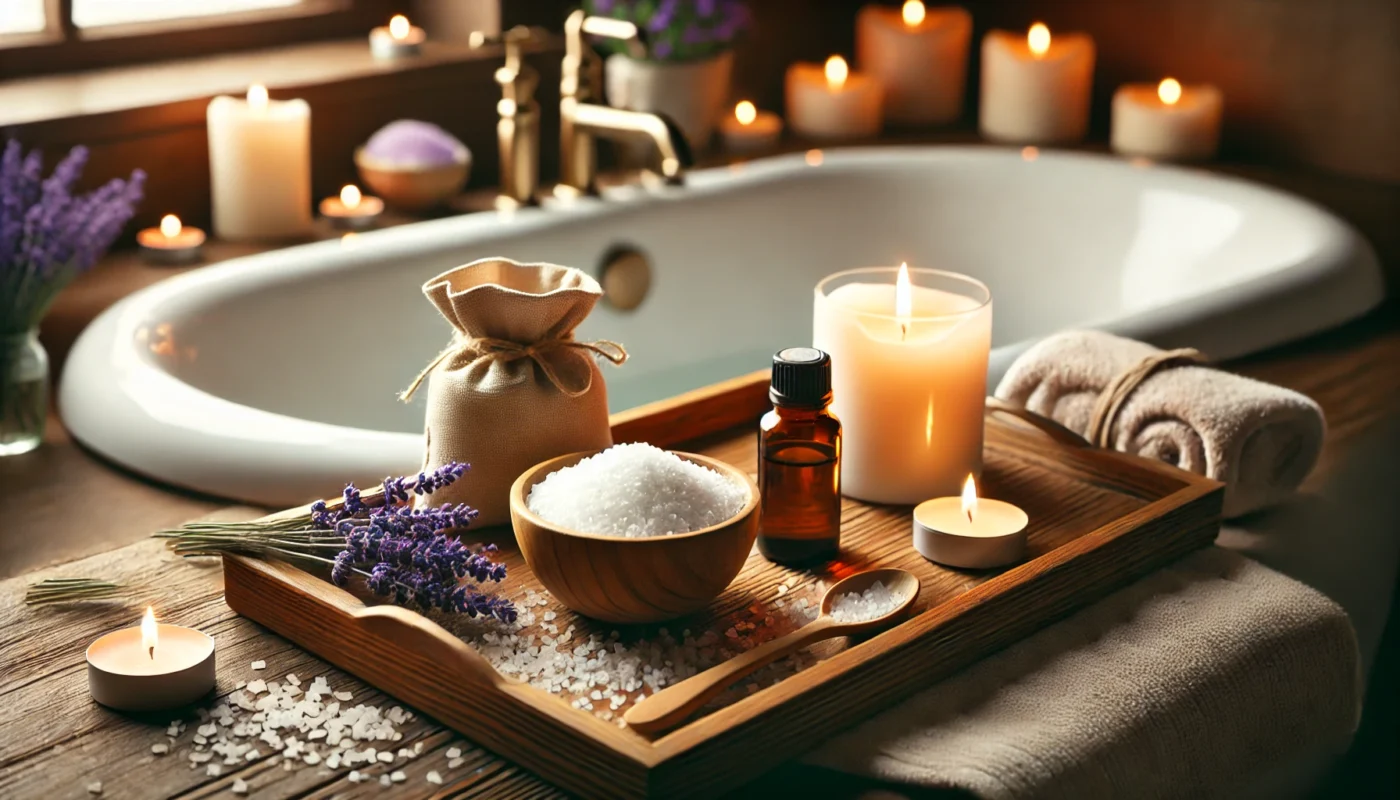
60 147 1384 505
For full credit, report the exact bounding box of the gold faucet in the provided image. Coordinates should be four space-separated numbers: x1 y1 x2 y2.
470 26 542 209
557 9 692 197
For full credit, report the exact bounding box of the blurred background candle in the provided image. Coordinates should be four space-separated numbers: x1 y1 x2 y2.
1112 77 1223 161
720 100 783 153
787 55 884 140
137 214 204 265
980 22 1095 144
207 84 312 241
856 2 972 126
370 14 425 59
813 265 992 504
320 184 384 229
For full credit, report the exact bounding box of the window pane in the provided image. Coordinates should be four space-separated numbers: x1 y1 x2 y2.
73 0 304 29
0 0 46 35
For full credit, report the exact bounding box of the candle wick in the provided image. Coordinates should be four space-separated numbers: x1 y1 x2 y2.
148 645 155 660
966 509 973 524
900 323 908 341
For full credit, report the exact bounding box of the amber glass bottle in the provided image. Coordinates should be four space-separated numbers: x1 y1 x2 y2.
757 347 842 564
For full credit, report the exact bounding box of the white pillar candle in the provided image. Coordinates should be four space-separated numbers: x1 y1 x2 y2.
856 1 972 126
813 265 992 504
207 84 312 241
786 56 884 141
979 23 1095 145
1111 78 1223 161
720 101 784 154
87 607 216 711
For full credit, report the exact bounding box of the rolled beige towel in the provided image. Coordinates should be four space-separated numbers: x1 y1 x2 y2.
994 330 1324 518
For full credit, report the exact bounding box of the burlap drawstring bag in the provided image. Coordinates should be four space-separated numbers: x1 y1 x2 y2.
402 258 627 526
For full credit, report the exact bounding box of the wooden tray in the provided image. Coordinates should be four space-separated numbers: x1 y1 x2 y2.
223 370 1223 799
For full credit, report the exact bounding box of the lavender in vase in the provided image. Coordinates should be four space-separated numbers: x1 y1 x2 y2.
0 141 145 455
586 0 750 62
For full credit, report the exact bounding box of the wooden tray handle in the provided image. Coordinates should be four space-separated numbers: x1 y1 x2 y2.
985 397 1092 449
352 604 507 689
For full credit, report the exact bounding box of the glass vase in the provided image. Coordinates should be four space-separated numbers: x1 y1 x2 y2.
0 329 48 456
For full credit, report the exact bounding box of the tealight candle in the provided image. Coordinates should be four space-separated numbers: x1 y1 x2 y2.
319 184 385 229
87 607 216 711
813 264 992 504
719 101 783 153
1111 77 1223 161
207 84 312 241
856 1 972 126
979 22 1095 144
914 475 1029 568
136 214 205 265
370 14 425 60
786 55 884 141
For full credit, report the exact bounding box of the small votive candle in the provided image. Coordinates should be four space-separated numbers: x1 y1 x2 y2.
137 215 205 265
1111 78 1223 161
856 1 972 126
720 101 783 154
370 14 425 60
913 475 1029 568
320 185 384 230
980 22 1095 145
786 55 884 141
87 607 216 711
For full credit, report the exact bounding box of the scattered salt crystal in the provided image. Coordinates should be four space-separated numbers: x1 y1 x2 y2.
414 741 423 755
205 764 222 777
526 443 747 537
829 580 907 623
380 774 391 787
427 770 443 784
151 743 168 755
246 679 267 695
285 673 300 686
390 770 406 783
250 660 266 670
446 746 461 759
333 691 353 702
377 751 394 763
231 778 249 795
86 782 102 795
348 770 362 783
303 752 321 766
448 757 464 769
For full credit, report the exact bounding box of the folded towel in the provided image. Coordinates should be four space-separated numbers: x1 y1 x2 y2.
994 330 1325 518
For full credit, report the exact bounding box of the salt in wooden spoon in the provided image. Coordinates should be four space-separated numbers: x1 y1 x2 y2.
622 567 920 736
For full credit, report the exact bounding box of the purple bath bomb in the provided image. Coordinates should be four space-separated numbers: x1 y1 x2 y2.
362 120 468 168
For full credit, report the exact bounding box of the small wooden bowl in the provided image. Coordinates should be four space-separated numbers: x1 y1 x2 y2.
510 449 760 624
354 148 470 211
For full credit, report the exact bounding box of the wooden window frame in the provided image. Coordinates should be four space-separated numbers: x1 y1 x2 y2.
0 0 407 79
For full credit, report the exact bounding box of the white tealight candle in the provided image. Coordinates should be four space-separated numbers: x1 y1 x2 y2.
914 475 1029 568
786 55 884 141
136 214 205 265
370 14 425 59
813 265 992 504
1111 77 1223 161
87 607 216 711
979 22 1095 145
720 101 784 154
207 84 312 241
319 184 385 229
856 1 972 126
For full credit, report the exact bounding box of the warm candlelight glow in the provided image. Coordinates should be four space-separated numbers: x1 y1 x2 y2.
902 0 926 27
960 474 978 522
734 100 757 126
1027 22 1051 57
339 184 362 210
1157 77 1182 106
895 262 912 339
247 83 268 109
141 606 158 659
825 55 849 90
389 14 410 40
159 215 182 238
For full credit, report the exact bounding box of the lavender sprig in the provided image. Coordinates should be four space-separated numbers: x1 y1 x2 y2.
586 0 748 62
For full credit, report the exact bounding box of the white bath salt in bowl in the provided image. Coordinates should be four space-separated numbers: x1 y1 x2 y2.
526 443 749 537
829 580 908 623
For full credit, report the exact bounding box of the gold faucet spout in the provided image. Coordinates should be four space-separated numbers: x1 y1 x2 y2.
568 103 688 182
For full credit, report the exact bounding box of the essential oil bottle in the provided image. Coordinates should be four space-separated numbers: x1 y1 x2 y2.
758 347 842 564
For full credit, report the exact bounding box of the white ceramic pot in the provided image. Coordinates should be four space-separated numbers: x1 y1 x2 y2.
605 50 734 153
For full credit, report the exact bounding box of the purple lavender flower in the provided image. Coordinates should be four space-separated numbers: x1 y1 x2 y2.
653 40 673 59
648 0 680 32
382 461 469 505
681 24 710 45
330 551 354 587
696 0 717 16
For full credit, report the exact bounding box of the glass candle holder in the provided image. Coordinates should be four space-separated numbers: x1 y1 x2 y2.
0 329 48 457
813 267 992 504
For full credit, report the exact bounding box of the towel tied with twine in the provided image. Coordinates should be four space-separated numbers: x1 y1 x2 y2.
402 335 628 401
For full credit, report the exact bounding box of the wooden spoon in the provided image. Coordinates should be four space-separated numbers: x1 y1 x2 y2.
622 568 920 736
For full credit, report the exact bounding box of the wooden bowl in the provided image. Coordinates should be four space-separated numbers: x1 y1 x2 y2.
354 148 470 211
510 449 760 624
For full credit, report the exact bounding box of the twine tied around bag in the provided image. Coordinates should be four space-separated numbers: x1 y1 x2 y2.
401 336 628 401
1085 347 1208 447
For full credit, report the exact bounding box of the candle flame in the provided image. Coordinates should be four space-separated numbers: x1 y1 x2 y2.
824 55 849 90
160 215 182 238
1158 77 1182 105
247 83 269 109
961 474 978 523
141 606 158 659
735 100 757 126
902 0 926 27
389 14 411 40
895 262 912 340
340 184 362 210
1027 22 1051 57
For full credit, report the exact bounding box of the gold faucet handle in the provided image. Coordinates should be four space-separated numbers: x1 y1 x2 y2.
579 15 646 59
469 25 545 73
471 26 543 107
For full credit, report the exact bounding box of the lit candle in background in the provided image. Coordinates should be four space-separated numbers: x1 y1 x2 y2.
813 264 992 504
319 183 385 229
979 22 1095 144
87 607 216 711
370 14 425 59
719 100 783 154
207 84 312 241
786 55 884 141
856 1 972 126
136 214 206 265
913 474 1029 568
1111 77 1223 161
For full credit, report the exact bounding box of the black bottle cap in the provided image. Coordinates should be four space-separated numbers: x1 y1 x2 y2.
770 347 832 407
